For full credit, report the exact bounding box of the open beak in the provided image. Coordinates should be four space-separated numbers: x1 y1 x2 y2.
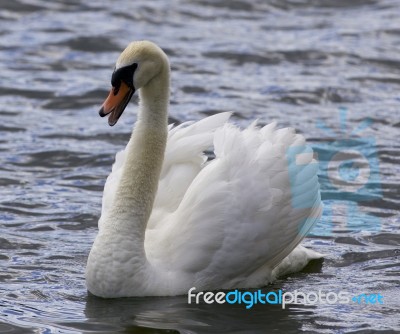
99 81 135 126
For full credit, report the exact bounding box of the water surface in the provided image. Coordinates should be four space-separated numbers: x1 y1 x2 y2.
0 0 399 333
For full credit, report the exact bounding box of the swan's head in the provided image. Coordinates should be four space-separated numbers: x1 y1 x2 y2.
99 40 169 126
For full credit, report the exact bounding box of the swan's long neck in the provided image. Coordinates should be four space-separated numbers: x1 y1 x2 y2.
107 66 169 240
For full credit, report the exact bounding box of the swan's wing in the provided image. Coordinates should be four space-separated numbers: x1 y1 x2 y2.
148 122 322 289
99 112 231 230
148 112 231 228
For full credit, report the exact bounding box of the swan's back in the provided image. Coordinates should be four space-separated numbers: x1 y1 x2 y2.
100 113 322 291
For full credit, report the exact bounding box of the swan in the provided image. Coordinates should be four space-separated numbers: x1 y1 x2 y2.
85 41 323 298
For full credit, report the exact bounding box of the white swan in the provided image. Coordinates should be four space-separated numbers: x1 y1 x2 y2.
86 41 323 298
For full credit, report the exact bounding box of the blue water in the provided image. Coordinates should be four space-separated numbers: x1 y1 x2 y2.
0 0 399 333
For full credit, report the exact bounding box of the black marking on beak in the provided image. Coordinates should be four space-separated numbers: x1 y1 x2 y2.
111 62 138 91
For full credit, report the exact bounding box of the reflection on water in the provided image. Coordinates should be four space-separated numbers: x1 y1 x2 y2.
84 290 307 333
0 0 399 333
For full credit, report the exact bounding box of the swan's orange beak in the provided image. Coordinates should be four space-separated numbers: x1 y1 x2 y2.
99 81 135 126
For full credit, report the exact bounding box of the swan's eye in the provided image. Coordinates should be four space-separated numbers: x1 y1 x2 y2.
111 63 138 94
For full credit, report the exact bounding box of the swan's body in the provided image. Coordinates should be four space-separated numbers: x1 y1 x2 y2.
86 41 323 298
